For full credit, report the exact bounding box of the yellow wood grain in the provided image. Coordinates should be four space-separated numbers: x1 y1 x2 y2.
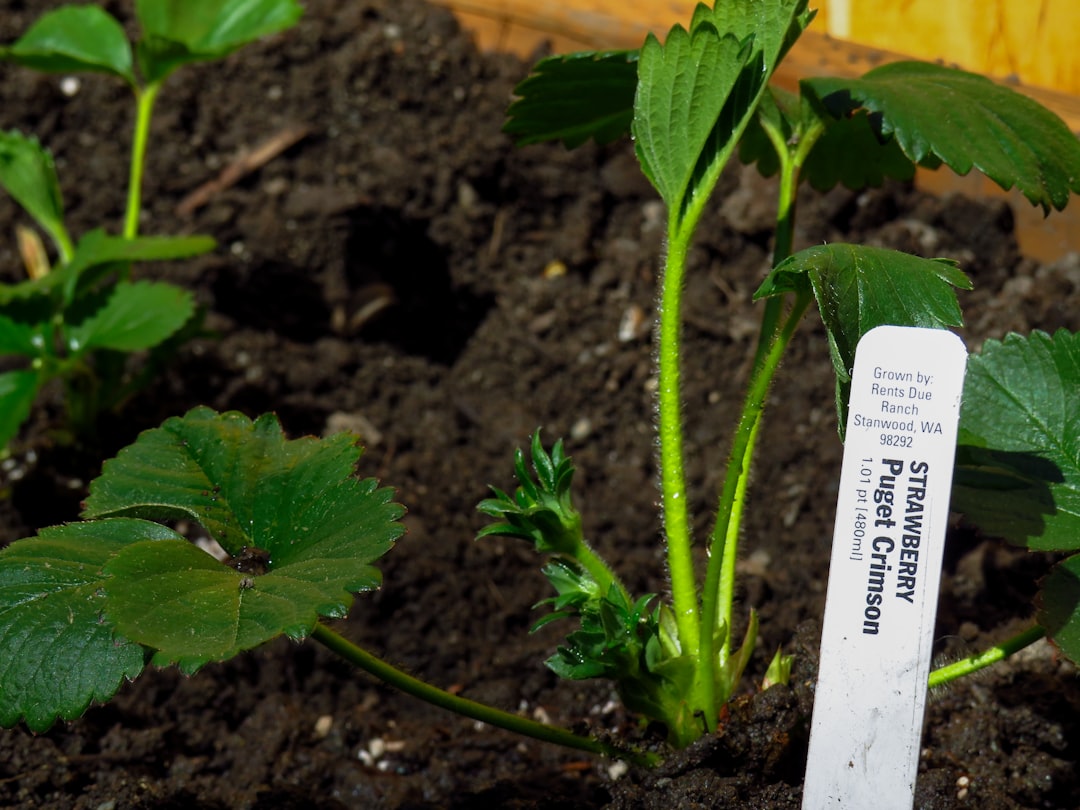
436 1 1075 96
840 0 1078 96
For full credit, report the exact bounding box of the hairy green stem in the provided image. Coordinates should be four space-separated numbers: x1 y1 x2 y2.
695 291 811 726
928 624 1047 689
658 228 700 661
693 119 826 723
750 118 825 370
124 82 162 241
699 115 825 704
309 622 658 766
573 539 632 605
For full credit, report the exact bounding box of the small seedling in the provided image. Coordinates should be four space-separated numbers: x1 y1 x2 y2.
0 0 303 448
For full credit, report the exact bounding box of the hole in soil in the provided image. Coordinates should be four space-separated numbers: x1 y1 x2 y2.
213 260 332 342
344 206 492 365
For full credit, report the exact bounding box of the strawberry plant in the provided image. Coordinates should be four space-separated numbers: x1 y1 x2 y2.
1 0 1079 768
0 0 303 448
491 0 1080 747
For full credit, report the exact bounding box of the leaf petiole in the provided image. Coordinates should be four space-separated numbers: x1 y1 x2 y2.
928 623 1047 689
309 622 659 767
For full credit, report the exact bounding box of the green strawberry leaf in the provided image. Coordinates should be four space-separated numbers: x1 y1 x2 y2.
633 22 753 219
0 519 176 731
136 0 302 85
503 50 639 147
64 229 216 276
952 330 1080 551
53 228 215 307
0 5 135 84
740 86 915 191
67 281 195 353
757 243 970 381
103 537 381 672
804 61 1080 213
0 312 42 357
82 407 405 670
0 131 72 260
634 0 811 227
756 244 970 428
1039 554 1080 665
0 369 41 450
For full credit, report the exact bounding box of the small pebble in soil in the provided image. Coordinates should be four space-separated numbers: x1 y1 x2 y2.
618 304 648 342
607 761 629 781
543 259 567 279
570 417 592 441
956 774 971 800
314 714 333 738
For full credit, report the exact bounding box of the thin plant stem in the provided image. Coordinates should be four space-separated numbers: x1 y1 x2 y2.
124 82 162 242
928 623 1047 689
750 118 825 370
309 622 659 767
574 540 631 605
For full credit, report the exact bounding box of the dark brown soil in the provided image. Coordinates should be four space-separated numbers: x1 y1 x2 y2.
2 1 1079 807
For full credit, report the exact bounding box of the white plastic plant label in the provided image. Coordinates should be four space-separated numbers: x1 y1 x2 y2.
802 325 968 810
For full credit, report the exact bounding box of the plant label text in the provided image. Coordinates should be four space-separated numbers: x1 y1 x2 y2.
802 325 967 810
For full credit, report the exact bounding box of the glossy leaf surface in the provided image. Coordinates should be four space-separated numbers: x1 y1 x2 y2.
83 408 405 670
0 520 172 731
136 0 302 84
804 62 1080 212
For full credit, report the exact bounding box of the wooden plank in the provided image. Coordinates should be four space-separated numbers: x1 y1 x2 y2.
838 0 1080 97
437 0 1080 261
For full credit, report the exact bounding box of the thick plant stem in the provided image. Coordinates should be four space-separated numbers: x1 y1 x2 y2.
309 623 659 767
658 229 700 661
928 624 1047 689
124 82 162 241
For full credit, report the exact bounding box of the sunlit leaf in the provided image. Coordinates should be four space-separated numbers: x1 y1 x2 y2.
83 408 405 670
634 0 810 228
804 62 1080 212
